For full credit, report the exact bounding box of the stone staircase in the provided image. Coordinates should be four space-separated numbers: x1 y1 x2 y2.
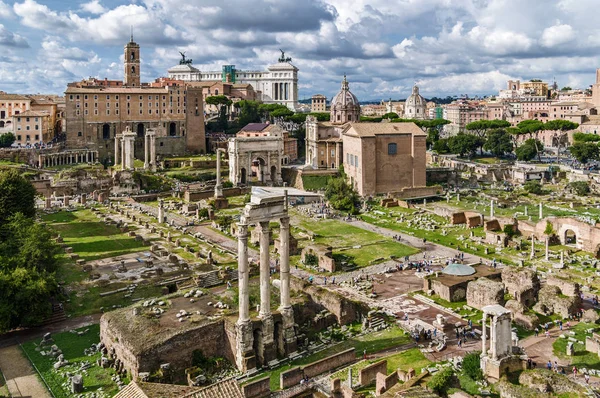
195 270 222 288
39 303 67 326
369 313 387 330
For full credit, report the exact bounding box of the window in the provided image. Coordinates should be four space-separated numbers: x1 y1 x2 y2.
127 96 130 100
85 110 88 115
148 96 152 100
94 110 98 115
26 117 30 122
106 110 110 115
84 95 88 100
94 95 98 100
35 135 39 140
107 95 110 100
34 125 38 130
116 95 119 100
388 143 397 155
69 95 73 100
77 132 82 137
17 135 21 141
116 110 119 115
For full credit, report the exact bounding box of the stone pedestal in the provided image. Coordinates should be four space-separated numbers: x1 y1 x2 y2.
279 306 298 355
45 197 52 209
213 197 229 209
235 320 256 372
259 315 276 367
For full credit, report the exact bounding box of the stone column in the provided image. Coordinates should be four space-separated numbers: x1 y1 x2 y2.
121 137 125 168
530 235 535 260
481 312 487 355
491 315 498 360
259 221 271 318
215 149 223 198
490 200 494 218
151 134 156 172
545 237 549 261
237 224 250 322
157 200 164 223
539 203 543 219
144 132 150 170
279 217 291 310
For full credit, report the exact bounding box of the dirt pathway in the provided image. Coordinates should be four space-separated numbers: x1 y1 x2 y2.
0 345 51 398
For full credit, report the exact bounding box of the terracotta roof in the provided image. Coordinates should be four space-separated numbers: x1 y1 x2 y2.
14 110 50 117
183 378 244 398
114 381 202 398
0 93 30 101
344 122 425 137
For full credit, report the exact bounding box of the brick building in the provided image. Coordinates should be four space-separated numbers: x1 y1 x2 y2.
65 36 205 161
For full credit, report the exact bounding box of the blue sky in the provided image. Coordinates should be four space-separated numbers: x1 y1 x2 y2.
1 0 600 101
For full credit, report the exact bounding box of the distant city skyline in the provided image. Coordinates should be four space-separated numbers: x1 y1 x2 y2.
0 0 599 100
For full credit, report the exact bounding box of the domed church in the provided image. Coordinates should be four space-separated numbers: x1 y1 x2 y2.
404 85 427 119
330 75 361 124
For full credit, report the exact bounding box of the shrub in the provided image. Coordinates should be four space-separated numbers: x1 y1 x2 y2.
427 366 454 394
462 352 483 380
568 181 590 196
523 181 543 195
304 253 318 266
503 224 519 238
197 208 209 219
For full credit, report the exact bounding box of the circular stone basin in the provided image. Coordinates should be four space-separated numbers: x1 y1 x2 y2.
441 263 476 276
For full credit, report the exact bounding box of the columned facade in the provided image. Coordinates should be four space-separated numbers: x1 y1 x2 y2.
235 188 296 372
38 150 99 168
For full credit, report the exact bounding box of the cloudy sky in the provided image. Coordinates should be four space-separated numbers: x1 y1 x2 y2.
0 0 599 101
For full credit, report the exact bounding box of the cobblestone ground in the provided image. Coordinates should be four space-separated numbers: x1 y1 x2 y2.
0 345 51 398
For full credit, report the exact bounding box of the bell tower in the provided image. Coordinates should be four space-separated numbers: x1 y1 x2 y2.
124 29 140 87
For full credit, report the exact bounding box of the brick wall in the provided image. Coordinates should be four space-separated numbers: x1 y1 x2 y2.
359 360 387 386
243 376 270 398
375 370 398 396
280 348 356 389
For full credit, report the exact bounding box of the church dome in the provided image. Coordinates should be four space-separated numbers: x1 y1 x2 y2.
406 85 426 107
442 263 476 276
331 75 359 108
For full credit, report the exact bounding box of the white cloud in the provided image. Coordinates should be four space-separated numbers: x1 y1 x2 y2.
540 23 575 47
80 0 107 15
0 1 14 18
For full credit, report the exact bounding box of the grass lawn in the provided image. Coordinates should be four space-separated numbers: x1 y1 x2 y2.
21 324 128 398
0 368 8 397
292 213 419 267
42 209 150 261
246 325 411 391
553 322 600 369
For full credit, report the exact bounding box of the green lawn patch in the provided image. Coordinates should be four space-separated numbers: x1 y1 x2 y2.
21 324 128 398
292 215 419 268
553 322 600 369
301 175 331 191
246 325 411 391
42 209 150 261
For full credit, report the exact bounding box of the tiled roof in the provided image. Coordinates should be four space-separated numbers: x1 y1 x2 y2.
183 378 244 398
0 93 30 101
344 122 425 137
114 381 203 398
14 110 50 117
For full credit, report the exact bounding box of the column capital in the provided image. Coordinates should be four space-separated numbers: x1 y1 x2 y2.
279 216 290 229
259 220 270 232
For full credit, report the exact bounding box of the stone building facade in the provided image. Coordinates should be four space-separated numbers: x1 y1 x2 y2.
311 94 327 112
0 92 30 134
64 37 205 160
12 110 52 145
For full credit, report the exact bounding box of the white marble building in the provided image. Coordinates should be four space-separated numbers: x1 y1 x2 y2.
167 53 299 110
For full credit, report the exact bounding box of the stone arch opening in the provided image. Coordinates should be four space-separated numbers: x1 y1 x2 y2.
253 328 263 367
102 123 110 140
240 167 247 184
169 122 176 136
252 157 267 183
137 123 145 138
270 165 277 182
564 229 577 245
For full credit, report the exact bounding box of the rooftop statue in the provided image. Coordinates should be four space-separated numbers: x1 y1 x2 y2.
278 49 292 63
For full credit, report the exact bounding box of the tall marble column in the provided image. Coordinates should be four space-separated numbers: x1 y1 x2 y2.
215 149 224 198
481 312 487 355
144 132 150 170
237 224 250 322
491 315 498 360
259 221 271 318
279 217 291 310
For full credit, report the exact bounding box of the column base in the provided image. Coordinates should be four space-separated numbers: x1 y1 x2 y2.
235 320 256 373
259 315 277 367
279 306 298 356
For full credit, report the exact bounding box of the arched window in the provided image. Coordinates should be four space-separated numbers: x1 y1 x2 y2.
215 89 219 95
131 66 136 74
131 51 135 61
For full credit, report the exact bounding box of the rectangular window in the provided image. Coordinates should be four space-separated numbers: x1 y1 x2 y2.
388 143 397 155
85 110 88 115
116 95 119 100
106 95 110 100
94 109 98 115
34 125 38 130
84 95 88 100
116 110 119 115
94 95 98 100
26 126 30 130
106 110 110 115
35 135 39 140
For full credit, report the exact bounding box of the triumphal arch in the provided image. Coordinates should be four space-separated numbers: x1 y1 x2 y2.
235 187 296 371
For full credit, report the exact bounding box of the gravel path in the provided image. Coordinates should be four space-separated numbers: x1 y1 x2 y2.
0 345 51 398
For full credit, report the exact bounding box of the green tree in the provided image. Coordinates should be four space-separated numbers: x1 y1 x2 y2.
569 142 600 164
0 169 36 225
483 129 513 157
235 100 261 127
515 139 543 161
206 95 232 131
426 128 440 148
324 166 361 214
561 86 572 91
573 132 600 142
544 221 555 236
382 112 399 119
544 120 579 162
462 352 483 380
0 132 16 148
524 181 543 195
427 366 453 394
517 120 545 160
568 181 590 196
309 112 330 121
447 133 483 157
432 138 450 154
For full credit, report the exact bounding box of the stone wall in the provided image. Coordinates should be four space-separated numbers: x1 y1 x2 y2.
184 187 246 202
279 348 355 389
466 277 505 310
586 333 600 357
376 370 399 396
359 360 387 386
431 279 468 302
546 276 580 297
501 268 540 307
290 276 368 325
426 168 458 186
243 376 270 398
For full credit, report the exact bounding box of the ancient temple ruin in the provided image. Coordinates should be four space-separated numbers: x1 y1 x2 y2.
480 304 524 379
235 187 296 371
